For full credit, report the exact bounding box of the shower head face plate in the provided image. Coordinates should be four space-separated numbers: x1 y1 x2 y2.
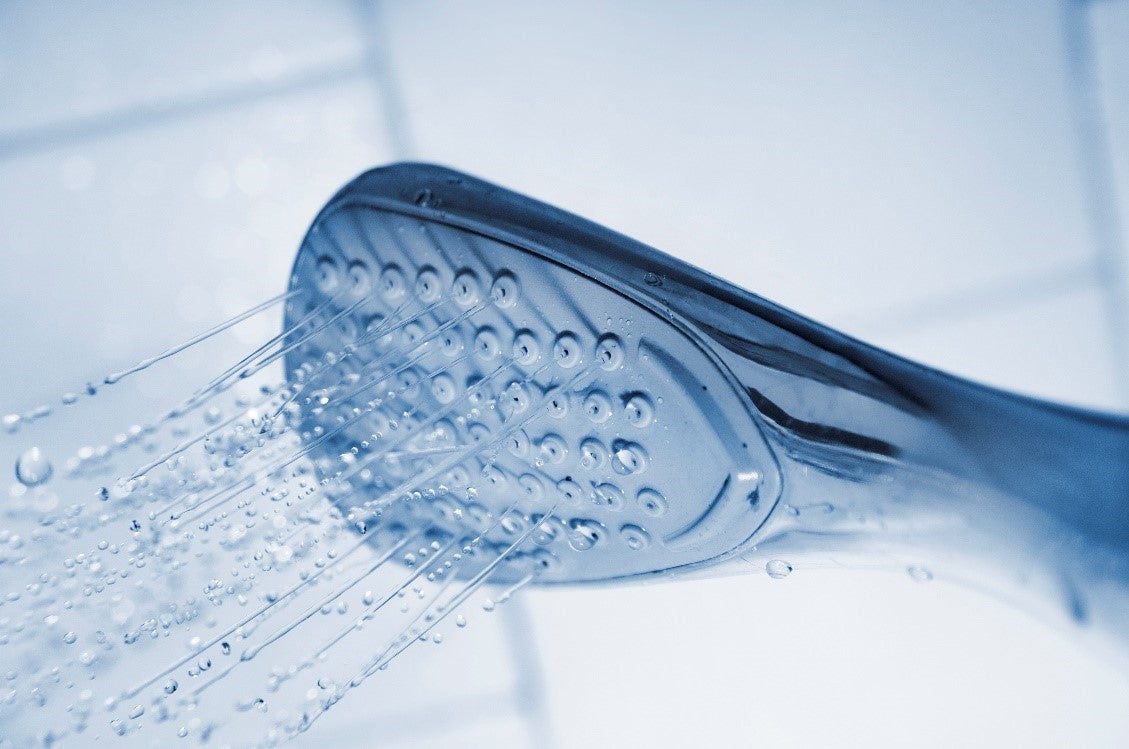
285 182 780 583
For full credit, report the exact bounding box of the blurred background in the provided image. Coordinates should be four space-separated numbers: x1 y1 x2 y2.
1 1 1128 746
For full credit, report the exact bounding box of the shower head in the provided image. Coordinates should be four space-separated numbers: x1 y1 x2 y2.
283 164 1129 608
284 165 777 584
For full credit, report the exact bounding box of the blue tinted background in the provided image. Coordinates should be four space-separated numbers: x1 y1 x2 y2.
1 1 1128 746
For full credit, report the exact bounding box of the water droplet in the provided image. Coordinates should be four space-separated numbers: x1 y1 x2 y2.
15 447 53 487
164 679 178 694
128 704 144 719
532 518 558 545
62 631 77 645
766 559 792 579
455 614 467 628
907 565 933 583
567 519 603 551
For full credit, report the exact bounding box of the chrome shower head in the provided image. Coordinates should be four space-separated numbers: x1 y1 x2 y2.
284 166 777 584
283 164 1129 629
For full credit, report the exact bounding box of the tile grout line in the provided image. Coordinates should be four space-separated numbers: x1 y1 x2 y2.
353 0 415 160
497 596 560 749
0 61 367 161
349 3 555 748
833 261 1099 338
1061 0 1129 406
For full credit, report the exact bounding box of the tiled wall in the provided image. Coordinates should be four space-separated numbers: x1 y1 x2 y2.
1 2 1126 747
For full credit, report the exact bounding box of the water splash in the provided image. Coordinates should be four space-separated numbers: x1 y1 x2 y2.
0 283 552 747
14 447 53 487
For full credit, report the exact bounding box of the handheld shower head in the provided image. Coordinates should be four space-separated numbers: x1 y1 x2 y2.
284 164 1129 633
284 167 779 584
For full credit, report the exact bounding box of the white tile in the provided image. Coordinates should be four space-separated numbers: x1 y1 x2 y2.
1091 0 1129 386
1093 1 1129 221
0 80 390 428
526 571 1129 749
303 703 533 749
863 284 1123 410
384 0 1095 323
0 1 365 135
265 596 533 748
